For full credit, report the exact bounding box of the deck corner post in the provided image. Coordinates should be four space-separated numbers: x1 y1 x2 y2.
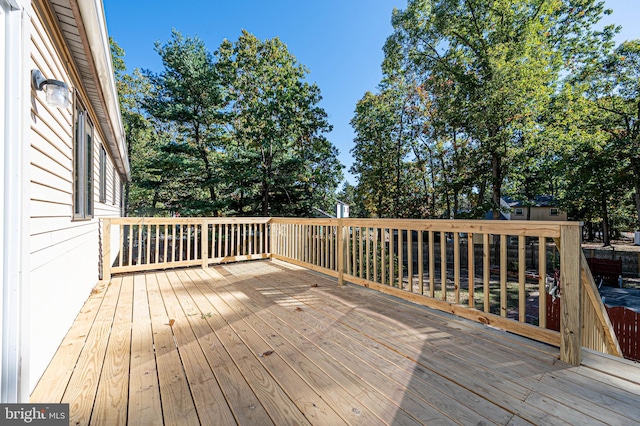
202 219 209 269
559 223 582 365
337 219 346 285
271 219 279 260
267 219 273 260
102 218 111 281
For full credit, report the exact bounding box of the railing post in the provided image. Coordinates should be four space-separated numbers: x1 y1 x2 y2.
269 220 274 259
102 218 111 281
559 223 582 365
337 219 346 285
202 219 208 269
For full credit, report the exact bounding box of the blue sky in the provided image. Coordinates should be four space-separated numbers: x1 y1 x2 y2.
103 0 639 186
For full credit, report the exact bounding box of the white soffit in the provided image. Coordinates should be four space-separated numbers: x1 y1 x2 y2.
49 0 130 179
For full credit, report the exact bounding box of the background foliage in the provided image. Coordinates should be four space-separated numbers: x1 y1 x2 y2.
112 30 343 218
348 0 638 244
113 1 640 246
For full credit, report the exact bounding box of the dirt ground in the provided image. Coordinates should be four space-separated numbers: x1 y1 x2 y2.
582 240 640 253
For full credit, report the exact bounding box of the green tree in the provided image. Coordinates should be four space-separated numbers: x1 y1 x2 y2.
350 91 399 217
217 30 342 216
143 30 228 216
385 0 614 219
585 40 640 230
111 38 169 215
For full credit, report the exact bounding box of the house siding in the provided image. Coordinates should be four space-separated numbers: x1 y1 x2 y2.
510 207 568 221
27 4 124 393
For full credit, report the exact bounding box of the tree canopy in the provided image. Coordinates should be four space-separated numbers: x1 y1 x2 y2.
112 2 640 244
348 0 637 243
112 30 343 217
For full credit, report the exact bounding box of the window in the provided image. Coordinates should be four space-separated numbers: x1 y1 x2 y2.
120 183 125 216
514 208 524 216
550 208 559 216
74 99 94 219
112 167 117 205
99 145 107 203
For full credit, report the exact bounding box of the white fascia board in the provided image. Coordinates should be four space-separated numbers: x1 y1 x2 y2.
75 0 130 180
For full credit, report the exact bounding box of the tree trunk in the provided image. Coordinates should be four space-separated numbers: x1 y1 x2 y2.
601 195 611 247
439 156 451 218
632 158 640 230
124 181 130 217
478 178 486 211
394 118 404 218
453 189 459 219
410 144 430 218
428 151 437 217
152 190 159 211
261 180 269 216
261 144 273 217
491 151 502 220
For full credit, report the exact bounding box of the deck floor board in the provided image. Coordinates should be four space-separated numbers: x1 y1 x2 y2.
127 273 163 426
31 260 640 425
198 267 438 425
210 264 494 425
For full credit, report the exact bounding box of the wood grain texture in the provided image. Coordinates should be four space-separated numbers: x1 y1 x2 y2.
32 260 640 425
91 275 133 425
60 276 124 426
127 274 163 426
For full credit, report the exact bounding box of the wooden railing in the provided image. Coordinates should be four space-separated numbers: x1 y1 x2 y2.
546 251 623 359
102 217 621 366
102 217 270 277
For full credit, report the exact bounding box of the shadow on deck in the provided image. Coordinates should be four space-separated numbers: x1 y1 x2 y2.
31 259 640 425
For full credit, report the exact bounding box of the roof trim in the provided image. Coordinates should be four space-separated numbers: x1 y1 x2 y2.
51 0 130 180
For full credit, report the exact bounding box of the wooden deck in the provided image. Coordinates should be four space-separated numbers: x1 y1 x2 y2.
31 259 640 425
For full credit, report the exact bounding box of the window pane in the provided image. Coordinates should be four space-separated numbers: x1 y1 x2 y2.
112 168 116 205
99 146 106 203
73 101 94 219
74 109 83 217
86 130 93 217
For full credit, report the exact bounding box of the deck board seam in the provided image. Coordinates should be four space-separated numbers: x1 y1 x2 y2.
194 268 357 425
212 263 507 425
183 267 279 425
203 268 444 425
168 269 253 425
246 262 578 425
178 268 311 425
68 276 125 425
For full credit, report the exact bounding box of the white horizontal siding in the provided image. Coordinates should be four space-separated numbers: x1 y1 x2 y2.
30 215 86 237
30 162 71 194
30 221 95 270
27 8 125 394
28 228 100 390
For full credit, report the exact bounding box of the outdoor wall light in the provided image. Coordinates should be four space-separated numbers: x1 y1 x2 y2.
31 69 71 109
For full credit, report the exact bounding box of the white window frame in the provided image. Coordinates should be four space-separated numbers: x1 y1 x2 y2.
73 98 94 219
111 166 117 205
514 207 524 216
550 208 559 217
99 144 107 203
120 182 125 216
